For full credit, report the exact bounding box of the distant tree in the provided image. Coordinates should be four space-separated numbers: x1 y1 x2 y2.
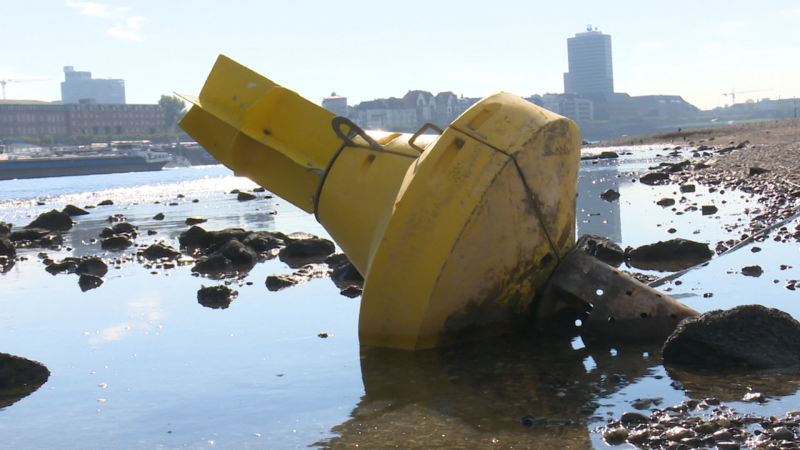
158 94 187 131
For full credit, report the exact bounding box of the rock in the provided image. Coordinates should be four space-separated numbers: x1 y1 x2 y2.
265 273 297 291
185 217 207 226
78 274 103 291
0 222 10 236
242 231 284 253
62 204 89 216
749 167 770 176
0 237 14 258
141 243 181 260
210 240 257 267
100 236 133 250
237 191 257 201
741 265 763 277
664 426 694 441
99 222 137 238
340 285 363 298
107 214 125 222
45 260 78 275
97 199 114 206
191 254 233 274
75 257 108 277
656 197 676 207
331 258 365 288
0 352 50 409
639 172 670 185
620 412 651 425
153 212 165 220
598 151 619 159
197 285 237 309
666 160 691 173
575 234 624 267
626 238 714 271
278 238 336 268
770 427 795 441
600 189 620 202
7 228 50 243
178 225 209 247
603 426 629 445
663 305 800 369
25 210 73 231
679 184 696 193
179 227 249 249
701 205 718 215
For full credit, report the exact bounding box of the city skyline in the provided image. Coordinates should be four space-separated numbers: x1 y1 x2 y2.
2 1 799 111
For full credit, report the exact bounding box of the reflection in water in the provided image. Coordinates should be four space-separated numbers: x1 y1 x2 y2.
666 365 800 403
577 159 622 243
0 352 49 409
314 332 663 449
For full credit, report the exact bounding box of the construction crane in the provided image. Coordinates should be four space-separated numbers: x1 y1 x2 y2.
722 88 771 105
0 79 50 100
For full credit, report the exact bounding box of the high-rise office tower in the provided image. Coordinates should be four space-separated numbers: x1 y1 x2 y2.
563 26 614 95
61 66 126 104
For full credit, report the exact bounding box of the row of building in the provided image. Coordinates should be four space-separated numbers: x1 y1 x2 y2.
322 90 700 133
0 100 166 139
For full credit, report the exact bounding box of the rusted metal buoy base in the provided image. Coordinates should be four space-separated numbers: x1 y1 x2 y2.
537 250 699 342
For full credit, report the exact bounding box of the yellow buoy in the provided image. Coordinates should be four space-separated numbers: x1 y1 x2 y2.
179 55 581 349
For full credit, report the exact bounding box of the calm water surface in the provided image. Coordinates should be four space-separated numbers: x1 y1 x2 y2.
1 151 799 449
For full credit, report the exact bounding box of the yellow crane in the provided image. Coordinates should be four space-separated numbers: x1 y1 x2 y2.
722 88 771 105
0 78 50 100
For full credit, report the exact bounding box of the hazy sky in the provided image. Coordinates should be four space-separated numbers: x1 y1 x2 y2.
3 1 799 111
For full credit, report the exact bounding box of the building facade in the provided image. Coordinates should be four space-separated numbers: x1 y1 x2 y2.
563 26 614 95
61 66 126 104
0 100 166 140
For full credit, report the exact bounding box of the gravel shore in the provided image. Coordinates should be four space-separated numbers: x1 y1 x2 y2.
590 117 800 187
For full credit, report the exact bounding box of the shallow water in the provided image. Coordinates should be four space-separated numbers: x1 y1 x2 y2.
1 151 799 449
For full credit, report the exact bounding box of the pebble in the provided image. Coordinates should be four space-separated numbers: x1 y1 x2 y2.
595 397 800 449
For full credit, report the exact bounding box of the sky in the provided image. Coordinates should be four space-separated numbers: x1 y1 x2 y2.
2 1 800 111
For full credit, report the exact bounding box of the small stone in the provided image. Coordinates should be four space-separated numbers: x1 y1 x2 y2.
237 192 257 201
153 212 165 220
702 205 718 215
620 411 650 424
770 426 795 441
185 217 207 226
626 429 649 445
639 172 670 185
657 198 676 207
742 391 766 403
665 426 694 441
680 184 696 193
603 426 629 445
78 274 103 291
600 189 620 202
197 285 237 309
741 265 764 277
